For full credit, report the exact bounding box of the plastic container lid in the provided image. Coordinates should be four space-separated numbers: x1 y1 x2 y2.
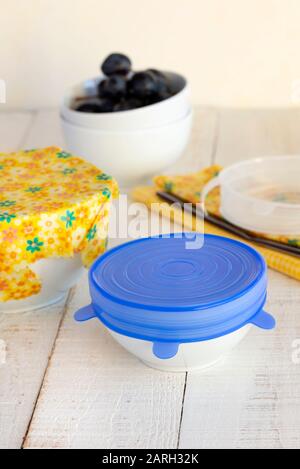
75 233 275 359
203 156 300 235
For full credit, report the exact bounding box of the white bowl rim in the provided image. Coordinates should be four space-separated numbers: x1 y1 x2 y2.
60 108 193 135
62 72 190 118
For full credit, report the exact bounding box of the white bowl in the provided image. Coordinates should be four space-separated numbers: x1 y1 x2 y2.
109 326 251 372
61 110 193 186
0 255 84 313
61 73 191 131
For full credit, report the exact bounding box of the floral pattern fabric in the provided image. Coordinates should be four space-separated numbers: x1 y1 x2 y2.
0 147 118 301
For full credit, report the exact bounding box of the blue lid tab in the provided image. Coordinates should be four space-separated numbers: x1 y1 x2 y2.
249 309 276 330
74 304 96 322
153 342 180 359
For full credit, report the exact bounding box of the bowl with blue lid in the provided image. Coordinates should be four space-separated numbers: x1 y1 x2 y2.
74 233 276 372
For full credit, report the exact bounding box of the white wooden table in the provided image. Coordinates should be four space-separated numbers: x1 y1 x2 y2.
1 107 300 449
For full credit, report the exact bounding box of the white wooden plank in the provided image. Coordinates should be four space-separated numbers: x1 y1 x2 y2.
0 110 71 448
170 107 218 173
0 298 69 449
179 108 300 449
21 110 65 149
23 108 218 449
23 273 185 449
179 278 300 449
0 111 33 152
214 108 300 165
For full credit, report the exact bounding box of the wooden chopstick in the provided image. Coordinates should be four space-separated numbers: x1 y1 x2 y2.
156 191 300 258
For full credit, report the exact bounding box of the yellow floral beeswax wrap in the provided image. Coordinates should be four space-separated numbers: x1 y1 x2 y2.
0 147 118 301
154 165 300 248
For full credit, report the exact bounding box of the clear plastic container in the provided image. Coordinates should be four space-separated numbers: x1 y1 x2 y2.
202 156 300 235
1 255 84 314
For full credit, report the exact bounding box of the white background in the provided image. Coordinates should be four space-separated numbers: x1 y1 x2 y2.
1 0 300 109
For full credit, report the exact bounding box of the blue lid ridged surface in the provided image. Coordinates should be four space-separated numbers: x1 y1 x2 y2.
91 234 265 310
82 233 271 343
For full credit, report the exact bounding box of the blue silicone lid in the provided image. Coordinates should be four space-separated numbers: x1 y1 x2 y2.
75 233 275 359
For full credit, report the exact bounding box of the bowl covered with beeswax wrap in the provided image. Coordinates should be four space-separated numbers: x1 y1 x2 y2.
0 147 118 312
